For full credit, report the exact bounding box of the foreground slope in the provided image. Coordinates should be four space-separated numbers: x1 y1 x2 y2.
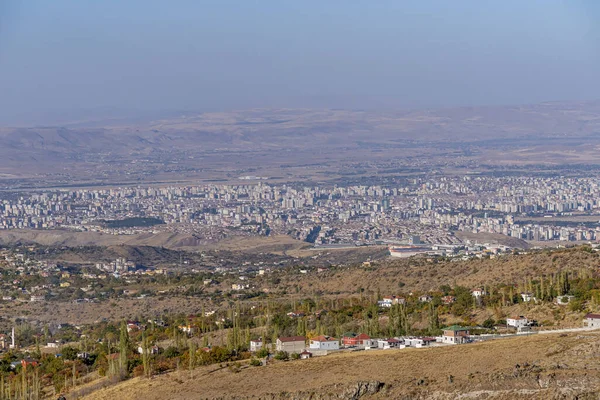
81 331 600 400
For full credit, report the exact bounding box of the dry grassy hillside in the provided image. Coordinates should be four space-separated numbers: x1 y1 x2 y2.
280 247 600 296
79 330 600 400
0 230 328 255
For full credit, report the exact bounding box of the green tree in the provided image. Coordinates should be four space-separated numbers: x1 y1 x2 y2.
118 321 130 378
61 346 78 361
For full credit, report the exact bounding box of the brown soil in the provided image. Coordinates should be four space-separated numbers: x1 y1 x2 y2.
80 330 600 400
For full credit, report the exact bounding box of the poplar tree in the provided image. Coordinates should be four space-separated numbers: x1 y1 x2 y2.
428 303 440 333
119 321 130 378
142 331 150 378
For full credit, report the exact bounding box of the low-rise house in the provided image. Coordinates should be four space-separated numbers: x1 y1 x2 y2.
556 295 575 305
127 321 143 332
377 338 403 349
405 337 436 347
419 295 432 303
584 313 600 328
300 350 312 359
250 339 263 352
520 292 535 302
137 345 160 355
178 324 195 335
507 316 529 328
276 336 306 353
442 295 456 305
287 311 306 318
471 288 485 298
20 358 38 370
441 326 470 344
377 296 406 308
309 335 339 350
517 325 532 333
341 333 372 347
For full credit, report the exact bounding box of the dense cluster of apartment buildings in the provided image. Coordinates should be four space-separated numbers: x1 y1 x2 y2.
1 176 600 244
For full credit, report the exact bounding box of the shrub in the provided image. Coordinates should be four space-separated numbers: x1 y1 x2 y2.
274 351 288 360
164 346 182 358
290 352 300 360
249 358 261 367
132 364 145 377
569 299 584 312
61 346 78 361
228 362 242 373
482 318 495 329
256 348 269 358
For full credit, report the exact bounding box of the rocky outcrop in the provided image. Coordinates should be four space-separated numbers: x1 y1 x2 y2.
340 381 385 400
211 380 386 400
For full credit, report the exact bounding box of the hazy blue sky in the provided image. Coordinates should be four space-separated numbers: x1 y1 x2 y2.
0 0 599 125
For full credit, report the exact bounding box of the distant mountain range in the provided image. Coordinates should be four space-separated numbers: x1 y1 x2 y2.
1 101 600 180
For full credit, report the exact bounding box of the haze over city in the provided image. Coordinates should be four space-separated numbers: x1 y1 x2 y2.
1 0 600 125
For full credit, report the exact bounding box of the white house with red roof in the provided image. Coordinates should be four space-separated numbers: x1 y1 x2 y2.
309 335 339 350
584 313 600 328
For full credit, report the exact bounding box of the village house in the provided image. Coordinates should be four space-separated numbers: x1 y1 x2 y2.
441 326 470 344
506 316 529 328
471 288 485 298
250 339 263 352
20 358 38 370
404 337 436 348
286 311 306 318
137 345 160 355
177 324 195 335
377 338 403 349
520 292 535 302
309 335 339 351
419 294 432 303
377 296 406 308
341 333 373 347
441 295 456 305
300 350 313 359
126 321 143 332
276 336 306 353
584 313 600 328
556 295 575 305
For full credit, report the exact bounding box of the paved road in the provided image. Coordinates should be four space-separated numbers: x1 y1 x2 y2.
536 326 600 335
474 325 600 342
